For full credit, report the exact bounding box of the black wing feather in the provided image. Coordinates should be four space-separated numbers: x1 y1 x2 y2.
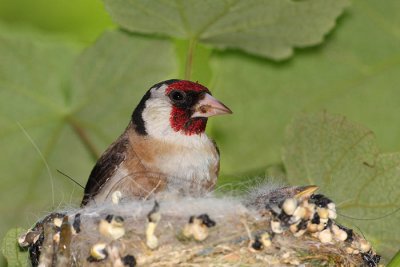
81 136 129 206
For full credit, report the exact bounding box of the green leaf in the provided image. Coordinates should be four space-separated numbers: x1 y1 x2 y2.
209 0 400 177
0 31 80 238
282 111 400 259
387 250 400 267
0 29 176 239
104 0 349 60
1 228 28 267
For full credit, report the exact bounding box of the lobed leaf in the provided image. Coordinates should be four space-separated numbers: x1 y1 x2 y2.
104 0 349 60
0 32 80 238
209 0 400 177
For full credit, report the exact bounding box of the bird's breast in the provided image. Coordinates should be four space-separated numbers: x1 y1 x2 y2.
127 134 219 197
156 144 217 180
128 132 219 195
155 143 218 195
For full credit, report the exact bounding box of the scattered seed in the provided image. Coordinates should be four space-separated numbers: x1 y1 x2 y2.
53 218 62 228
183 214 216 241
307 223 318 233
290 206 306 224
260 232 271 248
88 243 108 262
331 224 347 242
251 236 263 251
338 224 353 242
122 254 136 267
310 194 332 207
358 239 372 253
271 220 284 234
282 198 297 216
318 229 332 243
146 201 161 249
197 214 216 228
327 202 337 219
18 231 41 248
112 191 123 204
99 215 125 240
146 222 159 249
317 207 329 219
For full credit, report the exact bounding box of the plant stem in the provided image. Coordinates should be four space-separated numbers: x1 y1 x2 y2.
67 117 100 161
184 38 197 80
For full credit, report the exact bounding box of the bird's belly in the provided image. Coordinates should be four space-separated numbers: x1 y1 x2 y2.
154 148 218 192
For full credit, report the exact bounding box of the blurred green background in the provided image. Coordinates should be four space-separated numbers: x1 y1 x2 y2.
1 0 400 264
0 0 113 43
0 0 112 265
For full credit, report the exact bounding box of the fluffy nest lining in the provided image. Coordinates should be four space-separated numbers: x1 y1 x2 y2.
19 185 380 266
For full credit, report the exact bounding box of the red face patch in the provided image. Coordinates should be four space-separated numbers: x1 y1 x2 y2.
170 107 207 135
165 80 210 95
166 80 209 135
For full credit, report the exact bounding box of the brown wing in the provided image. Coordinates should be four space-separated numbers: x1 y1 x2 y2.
81 134 129 206
211 138 220 177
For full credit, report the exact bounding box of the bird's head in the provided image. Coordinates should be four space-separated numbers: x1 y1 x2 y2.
132 79 232 139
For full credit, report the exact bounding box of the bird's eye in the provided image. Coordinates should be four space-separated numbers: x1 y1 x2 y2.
169 90 186 102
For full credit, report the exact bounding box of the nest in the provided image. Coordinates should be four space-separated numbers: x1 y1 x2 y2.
18 185 380 266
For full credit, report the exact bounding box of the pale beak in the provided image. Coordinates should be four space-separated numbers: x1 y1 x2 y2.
191 93 232 118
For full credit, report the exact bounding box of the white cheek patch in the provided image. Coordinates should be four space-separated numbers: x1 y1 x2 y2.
142 85 206 144
141 85 175 139
142 98 173 138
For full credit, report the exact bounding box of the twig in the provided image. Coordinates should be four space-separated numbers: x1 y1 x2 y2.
66 116 100 160
184 38 197 80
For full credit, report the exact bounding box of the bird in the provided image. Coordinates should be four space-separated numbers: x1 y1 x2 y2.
81 79 232 206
